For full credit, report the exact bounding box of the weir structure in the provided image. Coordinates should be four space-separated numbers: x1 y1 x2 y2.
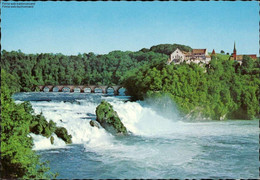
35 85 125 95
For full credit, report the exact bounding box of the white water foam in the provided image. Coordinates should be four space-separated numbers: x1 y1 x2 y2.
110 100 181 136
15 94 259 178
29 133 67 150
28 97 201 166
29 97 257 150
30 100 115 150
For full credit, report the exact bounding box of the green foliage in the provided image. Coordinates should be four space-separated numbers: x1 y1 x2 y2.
30 113 61 139
124 56 259 120
241 55 257 75
1 49 168 91
148 43 192 55
2 45 258 120
1 70 73 178
96 101 127 134
55 127 72 144
1 70 56 178
30 113 72 144
1 69 21 93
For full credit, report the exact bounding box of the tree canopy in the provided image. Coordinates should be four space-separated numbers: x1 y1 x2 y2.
145 43 192 55
123 55 260 120
1 69 57 178
1 49 168 91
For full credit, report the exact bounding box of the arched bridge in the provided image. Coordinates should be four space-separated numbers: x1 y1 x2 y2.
35 85 125 95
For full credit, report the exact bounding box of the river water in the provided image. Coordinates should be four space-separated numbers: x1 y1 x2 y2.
13 92 259 179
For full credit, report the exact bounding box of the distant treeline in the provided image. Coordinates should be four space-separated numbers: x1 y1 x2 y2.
2 43 191 92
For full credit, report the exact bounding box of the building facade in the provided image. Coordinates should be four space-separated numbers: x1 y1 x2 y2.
168 48 186 64
168 48 211 65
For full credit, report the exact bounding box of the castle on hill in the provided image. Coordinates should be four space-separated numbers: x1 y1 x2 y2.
168 42 257 65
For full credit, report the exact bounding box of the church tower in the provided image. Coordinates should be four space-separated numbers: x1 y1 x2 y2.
233 41 237 60
211 49 215 56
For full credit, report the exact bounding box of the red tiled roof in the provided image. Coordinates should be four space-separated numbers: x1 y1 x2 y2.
192 49 206 54
230 54 258 61
246 54 257 59
183 51 191 55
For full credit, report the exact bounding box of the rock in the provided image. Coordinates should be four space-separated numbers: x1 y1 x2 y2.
29 113 72 144
55 127 72 144
89 120 100 128
50 136 54 144
30 114 56 138
95 100 127 135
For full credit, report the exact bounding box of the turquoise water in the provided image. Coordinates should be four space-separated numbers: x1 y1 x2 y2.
13 92 259 178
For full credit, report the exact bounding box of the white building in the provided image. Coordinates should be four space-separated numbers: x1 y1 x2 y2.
167 48 186 64
168 48 212 65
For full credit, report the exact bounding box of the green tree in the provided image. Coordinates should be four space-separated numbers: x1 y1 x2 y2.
1 70 56 178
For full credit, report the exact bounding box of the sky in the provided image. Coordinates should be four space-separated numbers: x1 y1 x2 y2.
1 1 259 55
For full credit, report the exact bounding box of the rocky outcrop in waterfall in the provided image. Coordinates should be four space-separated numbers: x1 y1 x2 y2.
55 127 72 144
50 136 54 144
89 120 100 128
96 100 127 135
30 113 72 144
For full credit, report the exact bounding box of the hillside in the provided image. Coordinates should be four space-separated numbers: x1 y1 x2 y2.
1 48 169 91
123 55 260 120
140 43 192 55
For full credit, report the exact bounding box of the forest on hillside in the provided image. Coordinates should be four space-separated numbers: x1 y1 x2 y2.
1 43 259 120
123 54 260 120
2 44 193 92
1 43 260 120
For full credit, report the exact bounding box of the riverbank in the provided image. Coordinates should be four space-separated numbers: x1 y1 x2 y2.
123 56 260 120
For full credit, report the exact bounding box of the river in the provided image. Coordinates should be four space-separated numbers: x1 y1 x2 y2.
13 92 259 179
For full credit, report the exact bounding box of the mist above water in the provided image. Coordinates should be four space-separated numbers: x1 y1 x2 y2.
143 94 185 121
